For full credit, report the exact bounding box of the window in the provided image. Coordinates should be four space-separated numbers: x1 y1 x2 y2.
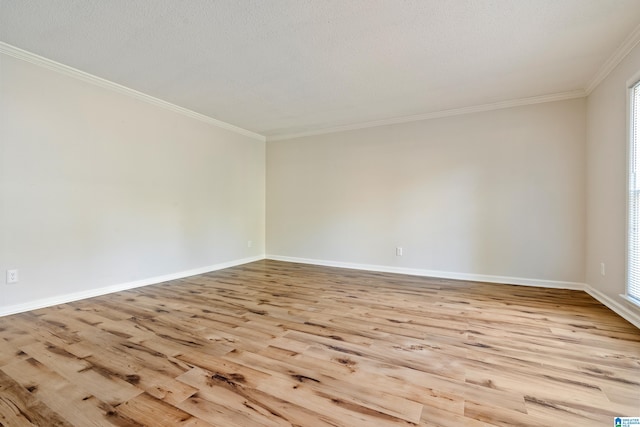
628 80 640 303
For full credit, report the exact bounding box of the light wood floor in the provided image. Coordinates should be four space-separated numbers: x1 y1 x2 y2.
1 260 639 426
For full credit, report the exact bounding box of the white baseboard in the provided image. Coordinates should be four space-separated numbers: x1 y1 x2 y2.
0 255 265 317
266 254 585 290
584 284 640 330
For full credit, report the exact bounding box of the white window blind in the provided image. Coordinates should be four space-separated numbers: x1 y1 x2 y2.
628 80 640 304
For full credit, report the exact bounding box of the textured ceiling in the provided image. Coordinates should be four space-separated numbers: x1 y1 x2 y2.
2 0 640 139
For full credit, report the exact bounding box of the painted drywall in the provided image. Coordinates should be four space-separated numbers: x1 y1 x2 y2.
267 98 586 284
585 41 640 316
0 53 265 312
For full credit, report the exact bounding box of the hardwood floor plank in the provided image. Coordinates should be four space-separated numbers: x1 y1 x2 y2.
114 393 209 427
300 340 528 415
255 375 413 426
224 347 424 423
1 359 136 426
0 370 71 427
420 404 495 427
269 345 466 415
177 366 294 427
65 340 198 406
18 342 143 406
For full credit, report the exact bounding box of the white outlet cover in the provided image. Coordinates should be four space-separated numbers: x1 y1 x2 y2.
6 269 18 283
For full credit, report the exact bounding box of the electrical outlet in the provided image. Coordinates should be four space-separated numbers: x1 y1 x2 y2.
396 247 403 256
247 240 253 248
6 269 18 284
600 262 606 276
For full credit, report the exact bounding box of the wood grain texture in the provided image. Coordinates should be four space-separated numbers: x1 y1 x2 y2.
1 260 639 426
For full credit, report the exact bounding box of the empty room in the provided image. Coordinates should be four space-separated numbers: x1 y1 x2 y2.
2 1 640 426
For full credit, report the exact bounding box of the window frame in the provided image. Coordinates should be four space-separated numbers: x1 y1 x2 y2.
627 76 640 306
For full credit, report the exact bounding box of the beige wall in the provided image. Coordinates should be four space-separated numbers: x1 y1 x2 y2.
267 99 585 283
586 42 640 316
267 99 586 284
0 53 265 312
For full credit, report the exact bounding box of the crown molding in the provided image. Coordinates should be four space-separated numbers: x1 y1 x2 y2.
266 89 586 141
3 39 610 143
0 42 266 142
585 23 640 95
